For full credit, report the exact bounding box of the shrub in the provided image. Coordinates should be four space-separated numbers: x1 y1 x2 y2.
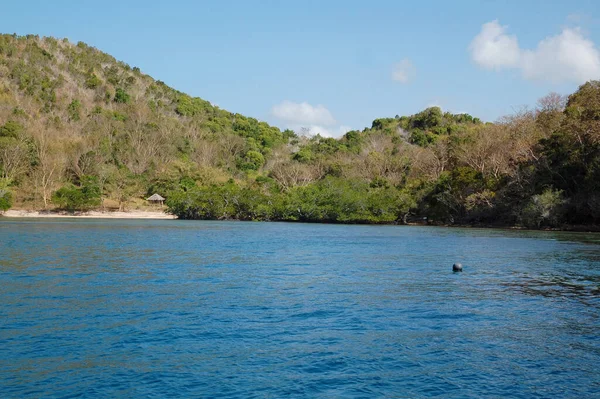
0 188 12 212
113 88 130 104
67 99 81 121
52 176 101 211
239 150 265 171
521 189 565 228
0 121 24 138
85 74 101 89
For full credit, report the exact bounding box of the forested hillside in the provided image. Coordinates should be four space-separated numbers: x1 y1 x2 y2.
1 34 599 229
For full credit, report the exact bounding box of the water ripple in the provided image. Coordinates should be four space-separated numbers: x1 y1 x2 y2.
0 220 599 398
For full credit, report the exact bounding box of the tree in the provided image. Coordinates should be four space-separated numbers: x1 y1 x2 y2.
31 125 66 208
114 88 130 104
520 189 565 228
52 176 101 211
410 107 443 130
239 150 265 171
105 167 142 211
456 125 511 179
536 81 600 224
0 180 12 212
0 137 30 183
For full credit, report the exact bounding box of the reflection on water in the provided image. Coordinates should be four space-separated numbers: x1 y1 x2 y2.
0 220 599 398
506 274 600 302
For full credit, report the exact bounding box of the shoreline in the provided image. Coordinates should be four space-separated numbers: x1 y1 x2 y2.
2 210 598 232
1 210 177 220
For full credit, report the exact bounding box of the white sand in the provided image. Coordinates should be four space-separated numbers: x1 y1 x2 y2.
2 210 177 219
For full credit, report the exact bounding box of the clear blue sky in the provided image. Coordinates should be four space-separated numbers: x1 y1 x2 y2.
3 0 600 136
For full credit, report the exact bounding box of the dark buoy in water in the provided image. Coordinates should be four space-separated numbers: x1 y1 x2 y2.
453 263 463 272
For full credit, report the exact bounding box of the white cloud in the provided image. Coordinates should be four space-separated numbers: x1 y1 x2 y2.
271 100 336 126
469 20 520 69
301 125 352 138
469 20 600 83
271 101 351 138
521 28 600 83
392 59 416 83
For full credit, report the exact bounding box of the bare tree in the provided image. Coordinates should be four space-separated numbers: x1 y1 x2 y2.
537 92 566 113
0 138 30 183
31 125 66 208
535 93 566 138
410 138 450 181
269 160 321 191
193 140 220 167
500 109 544 163
64 137 100 179
123 121 168 175
456 125 511 179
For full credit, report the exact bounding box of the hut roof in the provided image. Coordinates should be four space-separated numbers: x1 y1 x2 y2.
147 193 165 201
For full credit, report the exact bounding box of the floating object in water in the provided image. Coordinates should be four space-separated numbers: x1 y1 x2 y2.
453 263 463 272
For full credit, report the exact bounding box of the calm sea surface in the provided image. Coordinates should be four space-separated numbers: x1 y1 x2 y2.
1 219 599 398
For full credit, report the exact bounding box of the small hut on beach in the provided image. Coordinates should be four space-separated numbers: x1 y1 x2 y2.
146 193 165 206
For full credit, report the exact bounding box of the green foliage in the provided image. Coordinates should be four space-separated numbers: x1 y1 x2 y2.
166 184 238 220
293 148 314 163
411 107 443 130
520 189 565 228
175 95 211 117
8 60 59 111
536 81 600 224
167 177 416 223
232 115 284 149
67 99 81 121
0 35 16 56
418 167 488 223
52 176 101 211
367 107 481 148
12 107 27 117
105 66 121 86
239 150 265 171
372 118 396 132
282 129 297 141
85 73 101 89
342 130 363 152
0 188 12 212
409 130 433 146
464 190 496 222
114 88 130 104
0 121 24 138
112 111 128 122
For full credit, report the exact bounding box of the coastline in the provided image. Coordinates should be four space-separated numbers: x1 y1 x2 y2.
2 210 598 232
1 210 177 220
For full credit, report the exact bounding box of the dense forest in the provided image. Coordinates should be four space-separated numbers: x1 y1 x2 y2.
0 34 599 229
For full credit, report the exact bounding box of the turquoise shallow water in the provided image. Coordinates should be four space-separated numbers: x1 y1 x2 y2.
1 219 599 398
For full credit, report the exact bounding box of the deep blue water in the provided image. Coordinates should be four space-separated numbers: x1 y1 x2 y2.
1 219 599 398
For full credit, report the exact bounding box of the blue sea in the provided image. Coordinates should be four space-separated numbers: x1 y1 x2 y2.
1 219 599 398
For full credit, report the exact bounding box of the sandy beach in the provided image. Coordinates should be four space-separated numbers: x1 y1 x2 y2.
2 210 177 219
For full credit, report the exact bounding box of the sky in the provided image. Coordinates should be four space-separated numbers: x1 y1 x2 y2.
3 0 600 137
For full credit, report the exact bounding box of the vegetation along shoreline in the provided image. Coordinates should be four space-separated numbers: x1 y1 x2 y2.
1 34 599 231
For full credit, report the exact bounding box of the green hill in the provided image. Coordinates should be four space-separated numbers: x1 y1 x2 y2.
0 34 599 228
0 34 292 209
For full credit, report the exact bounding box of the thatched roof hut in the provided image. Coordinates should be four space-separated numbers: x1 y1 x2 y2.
146 193 165 205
